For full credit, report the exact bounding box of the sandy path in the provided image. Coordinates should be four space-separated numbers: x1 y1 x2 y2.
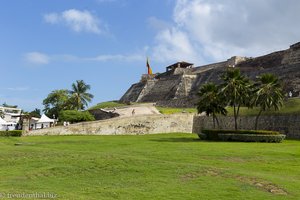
104 104 161 118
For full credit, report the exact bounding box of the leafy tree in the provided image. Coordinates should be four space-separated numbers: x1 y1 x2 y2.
253 73 284 129
69 80 94 110
197 83 227 128
43 80 94 120
29 108 41 118
43 89 71 118
59 110 95 123
220 68 253 130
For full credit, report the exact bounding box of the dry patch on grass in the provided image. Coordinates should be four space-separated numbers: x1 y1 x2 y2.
181 168 288 195
235 175 288 195
180 168 220 182
222 157 247 163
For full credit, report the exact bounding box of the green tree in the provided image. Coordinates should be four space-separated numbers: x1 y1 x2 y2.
69 80 94 110
59 110 95 123
43 89 71 118
221 68 252 130
197 83 227 128
253 73 284 130
29 108 41 118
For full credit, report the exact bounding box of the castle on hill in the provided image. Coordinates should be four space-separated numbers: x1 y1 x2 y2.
120 42 300 107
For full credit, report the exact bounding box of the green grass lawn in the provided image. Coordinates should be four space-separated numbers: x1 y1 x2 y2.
0 134 299 200
226 98 300 116
156 107 197 114
88 101 127 110
156 98 300 116
88 101 148 110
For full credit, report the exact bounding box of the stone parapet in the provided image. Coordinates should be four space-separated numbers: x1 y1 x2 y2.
26 113 195 136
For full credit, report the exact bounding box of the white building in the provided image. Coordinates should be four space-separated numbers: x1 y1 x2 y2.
0 106 22 130
0 117 10 130
0 106 21 123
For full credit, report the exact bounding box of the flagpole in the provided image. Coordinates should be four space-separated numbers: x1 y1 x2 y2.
146 57 152 75
146 56 148 75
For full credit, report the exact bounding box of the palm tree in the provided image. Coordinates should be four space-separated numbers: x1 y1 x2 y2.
220 68 252 130
69 80 94 110
254 73 283 130
197 83 227 128
29 108 41 118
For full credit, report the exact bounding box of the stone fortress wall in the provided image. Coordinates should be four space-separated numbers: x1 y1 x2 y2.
27 113 300 139
120 42 300 107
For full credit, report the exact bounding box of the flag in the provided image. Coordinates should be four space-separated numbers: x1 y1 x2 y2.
146 57 153 75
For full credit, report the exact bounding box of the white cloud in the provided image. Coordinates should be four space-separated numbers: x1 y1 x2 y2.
25 52 50 65
152 28 201 63
24 52 144 65
147 17 171 31
88 54 144 62
1 87 30 91
44 13 59 24
152 0 300 65
44 9 105 34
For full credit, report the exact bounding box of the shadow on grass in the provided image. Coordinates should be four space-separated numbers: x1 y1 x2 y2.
150 137 201 143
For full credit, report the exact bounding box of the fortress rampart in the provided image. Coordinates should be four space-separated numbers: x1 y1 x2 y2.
121 42 300 107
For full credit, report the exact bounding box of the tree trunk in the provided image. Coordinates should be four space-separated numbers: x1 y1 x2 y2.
215 115 220 129
212 114 216 129
237 105 240 119
233 105 238 130
237 105 241 129
255 109 263 130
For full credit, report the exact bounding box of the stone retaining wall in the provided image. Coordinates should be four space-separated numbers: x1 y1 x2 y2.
25 114 300 139
26 113 194 136
193 115 300 139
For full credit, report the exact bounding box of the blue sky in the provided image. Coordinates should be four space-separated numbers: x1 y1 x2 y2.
1 0 300 111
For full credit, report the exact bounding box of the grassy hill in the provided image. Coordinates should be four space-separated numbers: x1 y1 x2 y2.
226 98 300 116
156 98 300 116
88 98 300 116
0 133 299 199
156 107 197 115
88 101 127 110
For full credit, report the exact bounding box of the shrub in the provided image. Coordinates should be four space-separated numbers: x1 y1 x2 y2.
219 134 286 143
199 129 285 142
200 130 220 140
0 130 22 137
197 133 207 140
59 110 95 123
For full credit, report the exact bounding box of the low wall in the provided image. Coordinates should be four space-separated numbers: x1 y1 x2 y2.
193 115 300 139
25 114 300 139
26 113 194 136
